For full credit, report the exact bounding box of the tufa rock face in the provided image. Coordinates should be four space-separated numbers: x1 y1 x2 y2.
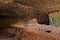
13 0 60 12
0 0 13 3
0 2 49 28
0 2 38 27
0 3 36 17
0 2 49 38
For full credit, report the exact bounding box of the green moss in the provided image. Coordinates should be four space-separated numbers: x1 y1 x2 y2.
49 13 60 26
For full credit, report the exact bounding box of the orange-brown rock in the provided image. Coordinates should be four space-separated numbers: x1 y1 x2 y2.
13 24 60 40
14 0 60 12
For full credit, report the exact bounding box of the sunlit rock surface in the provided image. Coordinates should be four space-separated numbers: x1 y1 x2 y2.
10 23 60 40
0 24 60 40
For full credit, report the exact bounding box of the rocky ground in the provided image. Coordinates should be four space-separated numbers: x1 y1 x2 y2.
12 23 60 37
0 24 60 40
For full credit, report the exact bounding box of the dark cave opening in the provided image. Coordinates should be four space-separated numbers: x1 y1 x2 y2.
36 12 49 25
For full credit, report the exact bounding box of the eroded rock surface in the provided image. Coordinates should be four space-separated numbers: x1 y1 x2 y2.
14 0 60 12
11 24 60 40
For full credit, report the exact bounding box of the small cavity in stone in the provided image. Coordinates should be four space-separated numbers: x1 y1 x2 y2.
46 30 51 33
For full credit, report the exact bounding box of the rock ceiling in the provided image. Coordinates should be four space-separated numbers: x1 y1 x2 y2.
14 0 60 12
